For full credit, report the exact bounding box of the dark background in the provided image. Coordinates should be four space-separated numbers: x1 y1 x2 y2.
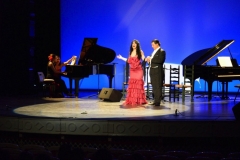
0 0 60 96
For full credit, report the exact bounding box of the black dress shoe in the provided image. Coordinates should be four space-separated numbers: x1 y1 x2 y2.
154 103 160 106
148 102 155 105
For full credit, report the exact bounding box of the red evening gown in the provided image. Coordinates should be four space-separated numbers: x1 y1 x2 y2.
124 56 147 105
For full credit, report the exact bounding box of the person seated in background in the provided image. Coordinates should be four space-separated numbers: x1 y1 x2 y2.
46 53 74 97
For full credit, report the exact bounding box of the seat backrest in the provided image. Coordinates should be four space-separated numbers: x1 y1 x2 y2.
37 72 45 83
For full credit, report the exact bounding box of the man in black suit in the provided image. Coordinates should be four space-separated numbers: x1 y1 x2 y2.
145 39 166 106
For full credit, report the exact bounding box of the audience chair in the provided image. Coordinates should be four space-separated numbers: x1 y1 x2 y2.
166 150 191 160
186 157 213 160
118 154 133 160
196 151 223 160
0 143 19 149
221 158 240 160
109 148 131 159
37 72 55 97
47 146 60 157
134 149 160 159
152 155 180 160
82 147 98 159
0 148 22 160
228 152 240 158
21 144 46 151
29 149 53 158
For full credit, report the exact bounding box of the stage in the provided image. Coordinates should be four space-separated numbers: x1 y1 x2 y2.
0 93 240 138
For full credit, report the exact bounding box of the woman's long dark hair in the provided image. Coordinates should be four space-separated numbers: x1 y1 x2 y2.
129 39 141 60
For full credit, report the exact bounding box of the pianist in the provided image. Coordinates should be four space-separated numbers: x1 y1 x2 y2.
46 53 73 97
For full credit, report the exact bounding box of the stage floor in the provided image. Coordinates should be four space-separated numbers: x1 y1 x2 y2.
0 94 237 120
0 93 240 137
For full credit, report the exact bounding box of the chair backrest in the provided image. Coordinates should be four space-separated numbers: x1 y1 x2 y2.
37 72 45 83
169 65 180 85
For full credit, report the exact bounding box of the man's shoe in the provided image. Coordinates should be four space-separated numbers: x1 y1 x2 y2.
154 103 160 106
148 102 155 105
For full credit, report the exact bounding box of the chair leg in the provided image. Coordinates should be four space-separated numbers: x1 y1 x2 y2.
182 87 185 103
234 88 240 102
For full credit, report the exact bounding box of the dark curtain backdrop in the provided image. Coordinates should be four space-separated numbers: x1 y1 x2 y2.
0 0 60 96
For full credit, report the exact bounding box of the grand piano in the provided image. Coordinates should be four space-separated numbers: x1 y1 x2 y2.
181 40 240 101
64 38 116 97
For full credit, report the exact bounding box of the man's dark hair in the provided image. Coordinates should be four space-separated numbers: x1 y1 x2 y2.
151 39 160 46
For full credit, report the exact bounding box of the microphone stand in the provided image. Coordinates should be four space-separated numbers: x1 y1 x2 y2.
196 79 208 98
196 63 208 99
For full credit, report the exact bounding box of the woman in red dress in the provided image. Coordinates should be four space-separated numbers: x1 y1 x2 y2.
117 39 147 105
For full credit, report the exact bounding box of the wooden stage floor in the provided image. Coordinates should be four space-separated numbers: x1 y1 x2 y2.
0 93 240 138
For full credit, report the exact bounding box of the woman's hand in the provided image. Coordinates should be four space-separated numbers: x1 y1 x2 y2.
116 54 123 60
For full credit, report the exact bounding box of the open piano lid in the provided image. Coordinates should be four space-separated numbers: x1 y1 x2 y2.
181 40 234 65
78 38 116 65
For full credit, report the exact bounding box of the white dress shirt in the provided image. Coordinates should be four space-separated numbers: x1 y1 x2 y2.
150 47 160 65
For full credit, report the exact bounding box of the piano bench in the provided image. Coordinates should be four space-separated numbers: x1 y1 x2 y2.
234 85 240 102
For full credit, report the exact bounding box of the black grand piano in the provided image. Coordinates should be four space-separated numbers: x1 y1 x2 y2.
181 40 240 101
64 38 116 97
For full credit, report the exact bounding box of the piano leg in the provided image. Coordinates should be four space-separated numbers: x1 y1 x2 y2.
69 78 73 93
221 81 230 99
108 76 113 88
207 81 213 101
74 78 81 98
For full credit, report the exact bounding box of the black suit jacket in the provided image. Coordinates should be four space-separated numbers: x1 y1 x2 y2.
151 48 166 68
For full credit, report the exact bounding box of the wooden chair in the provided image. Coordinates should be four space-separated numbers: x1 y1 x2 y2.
176 65 194 103
167 65 180 102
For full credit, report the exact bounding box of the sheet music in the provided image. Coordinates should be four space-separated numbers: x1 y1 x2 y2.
70 56 77 65
217 56 233 67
